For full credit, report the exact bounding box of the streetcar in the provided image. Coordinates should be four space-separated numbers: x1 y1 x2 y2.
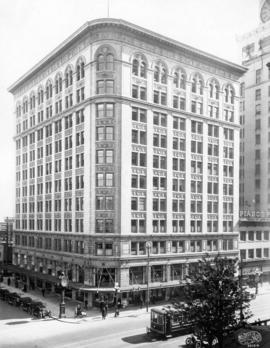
148 303 194 338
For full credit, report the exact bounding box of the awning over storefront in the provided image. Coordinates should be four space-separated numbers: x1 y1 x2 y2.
79 281 185 293
79 287 115 292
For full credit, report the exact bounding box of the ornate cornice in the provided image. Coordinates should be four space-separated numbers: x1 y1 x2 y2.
8 18 246 96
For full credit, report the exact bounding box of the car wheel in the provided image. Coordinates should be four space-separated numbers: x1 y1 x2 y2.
185 337 193 345
212 337 218 347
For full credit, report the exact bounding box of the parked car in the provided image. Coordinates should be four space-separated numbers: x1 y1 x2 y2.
30 301 46 318
7 292 21 306
20 297 33 312
0 289 10 301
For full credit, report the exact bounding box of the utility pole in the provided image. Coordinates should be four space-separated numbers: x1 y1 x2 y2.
239 255 244 323
107 0 110 17
5 217 9 267
146 242 151 312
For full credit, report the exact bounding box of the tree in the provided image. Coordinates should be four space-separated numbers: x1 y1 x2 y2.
184 255 252 348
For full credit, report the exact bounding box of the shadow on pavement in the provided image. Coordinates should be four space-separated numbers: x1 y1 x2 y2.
122 333 163 344
6 320 30 325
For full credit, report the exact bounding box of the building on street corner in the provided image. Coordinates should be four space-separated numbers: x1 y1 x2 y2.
8 18 246 307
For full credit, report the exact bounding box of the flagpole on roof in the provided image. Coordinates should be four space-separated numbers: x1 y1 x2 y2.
107 0 110 17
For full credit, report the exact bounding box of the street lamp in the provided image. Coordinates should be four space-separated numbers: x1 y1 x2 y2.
238 256 244 323
254 268 261 295
146 242 151 312
59 272 68 318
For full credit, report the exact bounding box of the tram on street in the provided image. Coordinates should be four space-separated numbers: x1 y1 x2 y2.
148 303 194 338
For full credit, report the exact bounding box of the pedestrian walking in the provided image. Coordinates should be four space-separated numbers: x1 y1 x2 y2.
100 297 107 320
7 277 11 286
139 295 143 309
41 287 45 297
114 297 121 317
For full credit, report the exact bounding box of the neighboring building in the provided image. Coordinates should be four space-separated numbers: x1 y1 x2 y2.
239 210 270 282
8 18 245 306
238 0 270 281
0 218 14 267
239 0 270 210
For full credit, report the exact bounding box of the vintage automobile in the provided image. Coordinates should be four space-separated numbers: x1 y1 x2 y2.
20 297 33 312
30 301 48 318
185 333 218 348
148 303 194 338
7 292 21 306
0 288 10 301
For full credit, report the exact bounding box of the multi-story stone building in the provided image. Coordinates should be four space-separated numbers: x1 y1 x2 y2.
239 210 270 282
8 18 245 306
238 0 270 281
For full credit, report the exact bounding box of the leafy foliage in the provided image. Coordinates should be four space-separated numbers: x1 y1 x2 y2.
184 255 252 348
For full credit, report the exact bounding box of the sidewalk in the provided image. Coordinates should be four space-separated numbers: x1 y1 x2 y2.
248 282 270 297
0 278 151 322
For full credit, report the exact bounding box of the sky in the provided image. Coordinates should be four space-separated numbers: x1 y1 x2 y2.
0 0 259 221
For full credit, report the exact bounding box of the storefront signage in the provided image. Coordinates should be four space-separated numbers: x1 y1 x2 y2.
240 210 270 221
236 329 262 347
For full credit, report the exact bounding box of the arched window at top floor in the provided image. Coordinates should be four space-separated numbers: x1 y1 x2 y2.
209 79 220 100
46 80 53 100
76 57 85 81
65 66 73 88
191 73 204 95
16 102 22 118
153 62 167 84
55 73 63 94
106 53 114 71
132 54 147 78
38 86 44 105
22 96 28 114
173 68 186 90
97 51 115 72
29 92 36 110
224 84 235 104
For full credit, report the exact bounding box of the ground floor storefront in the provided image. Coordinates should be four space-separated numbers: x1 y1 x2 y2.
3 262 189 308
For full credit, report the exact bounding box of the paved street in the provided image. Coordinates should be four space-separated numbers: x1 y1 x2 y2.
0 299 29 320
0 282 270 347
0 309 188 348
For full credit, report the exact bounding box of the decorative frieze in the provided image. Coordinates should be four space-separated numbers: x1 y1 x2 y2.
132 144 147 153
132 167 146 175
131 212 146 219
207 195 218 201
207 214 218 220
173 130 186 138
96 119 114 126
153 191 166 198
131 190 146 197
173 172 185 179
191 193 202 200
191 174 203 181
208 175 219 182
153 169 167 177
172 151 185 158
153 148 167 156
153 126 167 135
153 213 167 219
173 192 185 199
96 142 115 149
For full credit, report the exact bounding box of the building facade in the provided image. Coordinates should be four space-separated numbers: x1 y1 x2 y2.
239 210 270 282
9 19 245 306
238 0 270 280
